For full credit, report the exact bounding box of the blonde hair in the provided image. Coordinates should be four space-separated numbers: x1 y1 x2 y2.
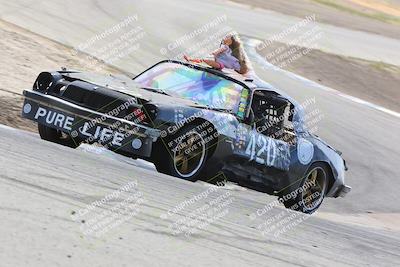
228 34 250 74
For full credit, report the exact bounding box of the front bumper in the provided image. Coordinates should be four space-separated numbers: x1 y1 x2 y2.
21 90 160 157
334 184 352 197
331 184 351 197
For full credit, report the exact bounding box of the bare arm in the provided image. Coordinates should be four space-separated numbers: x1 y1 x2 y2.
211 45 228 56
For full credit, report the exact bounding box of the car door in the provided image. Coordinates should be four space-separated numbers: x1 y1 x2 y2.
233 90 292 172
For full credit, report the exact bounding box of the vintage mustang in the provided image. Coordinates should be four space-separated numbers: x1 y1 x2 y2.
21 60 351 213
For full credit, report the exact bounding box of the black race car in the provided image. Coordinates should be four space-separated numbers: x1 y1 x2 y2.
21 60 351 213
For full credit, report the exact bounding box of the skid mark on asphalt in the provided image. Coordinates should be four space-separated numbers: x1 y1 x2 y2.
77 143 156 171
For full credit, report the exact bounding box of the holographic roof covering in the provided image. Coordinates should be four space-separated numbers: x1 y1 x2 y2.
134 62 244 111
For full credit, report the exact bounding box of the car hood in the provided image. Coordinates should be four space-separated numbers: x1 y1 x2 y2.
64 71 207 108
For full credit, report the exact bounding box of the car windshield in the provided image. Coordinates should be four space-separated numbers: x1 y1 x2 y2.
134 62 245 112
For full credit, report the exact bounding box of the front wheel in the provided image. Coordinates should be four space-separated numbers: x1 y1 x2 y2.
154 124 210 181
280 163 329 214
38 124 81 148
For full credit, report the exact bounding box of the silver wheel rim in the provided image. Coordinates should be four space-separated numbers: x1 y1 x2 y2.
173 131 206 178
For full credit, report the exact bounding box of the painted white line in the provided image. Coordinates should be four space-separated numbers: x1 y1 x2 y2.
244 38 400 119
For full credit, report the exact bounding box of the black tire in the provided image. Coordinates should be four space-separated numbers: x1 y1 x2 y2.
154 124 211 182
279 162 330 214
38 124 81 148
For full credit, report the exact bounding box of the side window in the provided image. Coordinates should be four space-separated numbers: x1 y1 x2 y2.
250 90 296 144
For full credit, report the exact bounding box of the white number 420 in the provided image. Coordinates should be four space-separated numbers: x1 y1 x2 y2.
245 133 277 166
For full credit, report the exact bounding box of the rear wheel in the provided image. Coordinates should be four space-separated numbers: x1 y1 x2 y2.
38 124 81 148
154 124 210 181
280 163 329 214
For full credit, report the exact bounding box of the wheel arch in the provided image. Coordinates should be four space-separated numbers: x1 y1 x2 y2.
187 118 218 160
151 118 219 162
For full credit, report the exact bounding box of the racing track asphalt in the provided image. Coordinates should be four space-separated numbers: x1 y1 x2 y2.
1 125 400 266
0 0 399 213
0 0 400 266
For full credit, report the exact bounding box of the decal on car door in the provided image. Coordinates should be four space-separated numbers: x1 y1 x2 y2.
234 124 291 171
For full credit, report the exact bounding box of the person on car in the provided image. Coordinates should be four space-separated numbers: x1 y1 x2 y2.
184 34 250 75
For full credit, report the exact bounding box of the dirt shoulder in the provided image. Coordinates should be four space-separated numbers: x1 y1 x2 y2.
0 19 121 97
230 0 400 39
234 0 400 112
257 41 400 112
0 96 36 132
0 19 121 132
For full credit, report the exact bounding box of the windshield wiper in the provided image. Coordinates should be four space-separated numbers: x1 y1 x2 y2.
206 106 233 113
142 87 170 96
